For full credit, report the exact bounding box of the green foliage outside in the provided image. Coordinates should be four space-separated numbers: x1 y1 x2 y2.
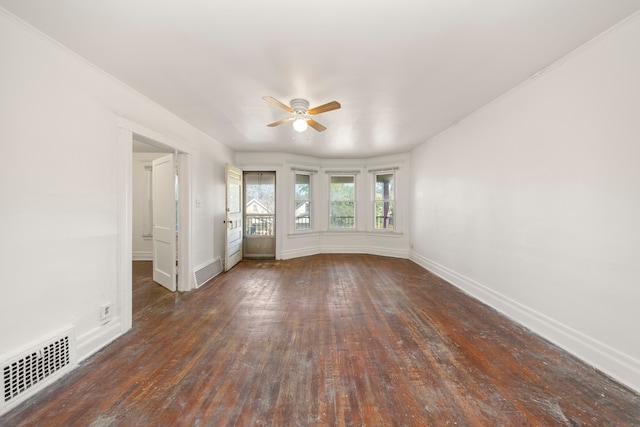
330 176 355 228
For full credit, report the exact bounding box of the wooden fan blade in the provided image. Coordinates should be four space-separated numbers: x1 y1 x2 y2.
263 96 293 113
308 101 341 115
307 119 327 132
267 117 294 127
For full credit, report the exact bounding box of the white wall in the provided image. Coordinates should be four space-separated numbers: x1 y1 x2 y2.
0 9 233 369
410 14 640 392
235 152 412 260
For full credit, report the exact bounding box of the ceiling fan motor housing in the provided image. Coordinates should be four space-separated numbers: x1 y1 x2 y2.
290 98 310 113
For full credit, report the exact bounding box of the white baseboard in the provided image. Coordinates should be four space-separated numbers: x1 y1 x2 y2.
280 246 323 260
361 246 410 259
319 245 374 255
76 318 123 362
409 251 640 394
280 245 410 260
132 251 152 261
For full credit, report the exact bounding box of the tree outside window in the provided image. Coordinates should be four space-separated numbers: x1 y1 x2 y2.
330 175 355 229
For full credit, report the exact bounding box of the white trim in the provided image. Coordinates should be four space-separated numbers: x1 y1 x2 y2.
287 231 320 239
324 170 361 175
292 170 313 235
291 167 318 174
117 118 196 155
132 251 153 261
239 166 282 260
280 247 322 260
365 231 404 237
409 251 640 394
327 173 358 231
367 166 400 173
321 230 362 236
76 320 122 362
280 245 409 260
370 169 397 232
117 128 133 335
177 153 194 291
117 118 194 322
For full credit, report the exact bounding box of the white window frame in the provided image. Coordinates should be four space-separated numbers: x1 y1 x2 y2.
293 171 313 232
328 173 357 230
372 170 396 231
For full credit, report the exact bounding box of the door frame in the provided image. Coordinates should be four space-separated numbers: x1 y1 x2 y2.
240 165 281 260
243 170 277 259
117 118 194 333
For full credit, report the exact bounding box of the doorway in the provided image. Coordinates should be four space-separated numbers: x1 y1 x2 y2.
243 171 276 259
118 119 193 334
132 140 179 291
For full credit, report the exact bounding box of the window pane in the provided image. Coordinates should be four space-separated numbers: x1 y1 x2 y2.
246 215 274 236
375 173 394 199
245 172 275 237
245 173 275 213
294 173 311 230
375 200 394 229
295 174 310 202
374 172 395 230
295 200 311 230
330 176 355 201
329 175 355 228
330 201 355 228
295 173 310 189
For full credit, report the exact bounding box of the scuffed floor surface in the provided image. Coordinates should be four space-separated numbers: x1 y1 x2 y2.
2 254 639 426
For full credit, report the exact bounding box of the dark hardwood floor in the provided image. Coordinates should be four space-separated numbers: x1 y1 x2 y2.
2 254 639 426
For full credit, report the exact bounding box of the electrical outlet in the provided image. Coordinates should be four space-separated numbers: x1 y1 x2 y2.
100 303 113 321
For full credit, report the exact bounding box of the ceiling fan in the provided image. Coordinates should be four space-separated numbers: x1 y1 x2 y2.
263 96 341 132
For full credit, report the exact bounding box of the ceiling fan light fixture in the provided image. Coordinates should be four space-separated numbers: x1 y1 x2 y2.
293 117 308 132
263 96 340 133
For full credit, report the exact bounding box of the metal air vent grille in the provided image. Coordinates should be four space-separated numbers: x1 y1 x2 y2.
194 257 223 288
2 329 75 413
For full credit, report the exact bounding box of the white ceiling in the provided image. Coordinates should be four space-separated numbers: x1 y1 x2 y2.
2 1 640 158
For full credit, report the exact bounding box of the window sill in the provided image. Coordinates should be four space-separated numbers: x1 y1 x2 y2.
365 230 404 237
321 230 363 236
286 230 403 238
288 230 320 239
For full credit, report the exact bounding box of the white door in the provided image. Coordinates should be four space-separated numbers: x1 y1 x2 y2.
152 154 177 291
225 163 243 271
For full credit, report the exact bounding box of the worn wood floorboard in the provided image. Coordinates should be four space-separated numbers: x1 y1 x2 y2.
2 254 639 426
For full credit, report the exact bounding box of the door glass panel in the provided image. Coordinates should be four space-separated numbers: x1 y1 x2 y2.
245 172 275 237
229 183 241 214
